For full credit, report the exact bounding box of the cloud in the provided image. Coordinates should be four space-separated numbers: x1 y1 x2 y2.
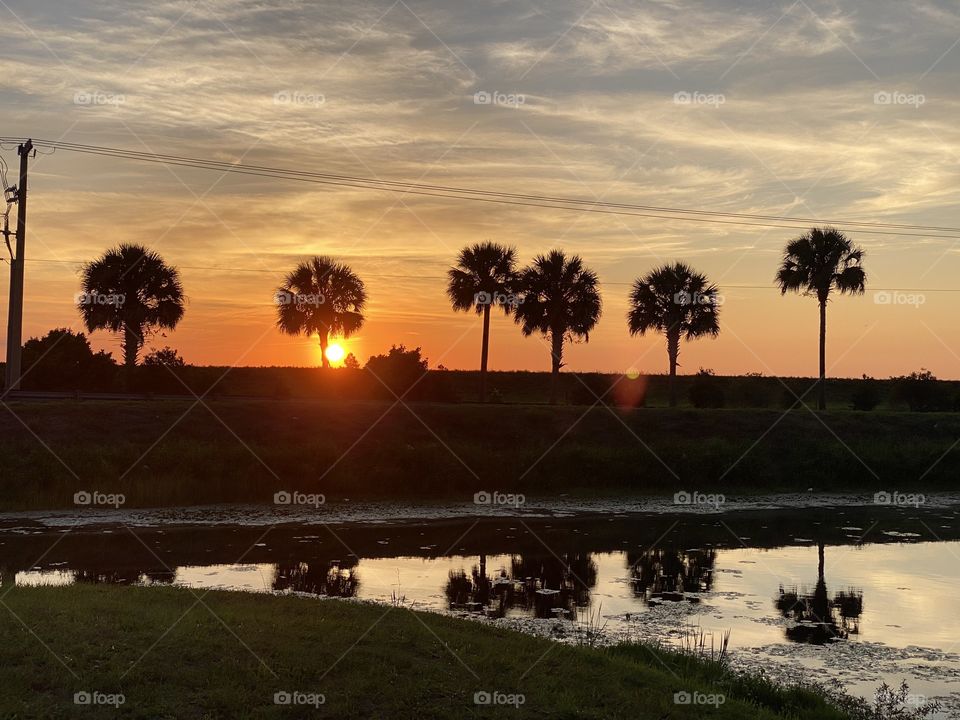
2 0 960 372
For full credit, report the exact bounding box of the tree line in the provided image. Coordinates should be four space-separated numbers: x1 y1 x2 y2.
65 227 866 408
445 227 864 408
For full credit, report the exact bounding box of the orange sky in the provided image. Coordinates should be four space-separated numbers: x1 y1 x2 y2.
3 0 960 378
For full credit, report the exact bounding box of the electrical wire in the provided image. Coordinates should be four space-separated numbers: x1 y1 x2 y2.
3 137 960 240
17 257 960 293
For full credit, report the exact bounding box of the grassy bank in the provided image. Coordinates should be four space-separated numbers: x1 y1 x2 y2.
0 584 846 719
10 362 960 410
1 399 958 509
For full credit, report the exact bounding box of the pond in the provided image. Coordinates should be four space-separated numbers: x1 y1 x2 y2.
2 497 958 717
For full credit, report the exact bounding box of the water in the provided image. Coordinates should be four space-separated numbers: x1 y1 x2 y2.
3 498 959 716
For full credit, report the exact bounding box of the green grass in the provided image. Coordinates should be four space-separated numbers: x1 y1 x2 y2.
0 584 848 719
1 399 958 509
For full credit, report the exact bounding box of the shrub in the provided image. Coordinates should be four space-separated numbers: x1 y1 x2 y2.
890 369 948 412
850 374 881 411
143 347 185 367
739 371 774 408
365 345 429 399
20 328 117 392
689 369 725 408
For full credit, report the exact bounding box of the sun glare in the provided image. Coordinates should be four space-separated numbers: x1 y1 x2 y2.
325 343 346 364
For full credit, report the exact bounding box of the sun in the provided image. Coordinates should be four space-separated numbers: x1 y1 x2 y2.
325 343 346 364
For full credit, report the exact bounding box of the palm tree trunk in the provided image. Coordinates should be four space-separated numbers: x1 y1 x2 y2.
480 303 490 403
319 330 330 369
549 329 563 405
667 329 680 408
817 541 825 582
818 299 827 410
122 325 140 368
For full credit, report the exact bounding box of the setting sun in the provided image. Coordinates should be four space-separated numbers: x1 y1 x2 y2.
325 342 346 364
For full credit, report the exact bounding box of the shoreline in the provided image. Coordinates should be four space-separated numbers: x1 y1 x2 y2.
2 491 958 529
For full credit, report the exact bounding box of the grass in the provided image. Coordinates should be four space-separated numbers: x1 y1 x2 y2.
1 398 959 509
0 584 849 719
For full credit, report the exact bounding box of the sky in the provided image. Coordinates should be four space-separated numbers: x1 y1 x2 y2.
2 0 960 377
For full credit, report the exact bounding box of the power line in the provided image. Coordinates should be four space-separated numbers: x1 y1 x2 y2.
4 137 960 240
19 257 960 292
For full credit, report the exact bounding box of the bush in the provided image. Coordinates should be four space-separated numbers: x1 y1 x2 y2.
850 375 881 411
738 372 774 408
891 369 949 412
143 347 185 367
689 369 724 408
129 347 190 395
19 328 117 392
365 345 429 399
568 374 616 406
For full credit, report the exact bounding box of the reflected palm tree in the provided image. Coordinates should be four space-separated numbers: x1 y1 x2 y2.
443 552 598 619
273 561 359 598
142 569 175 585
775 542 863 644
627 548 716 602
73 567 167 585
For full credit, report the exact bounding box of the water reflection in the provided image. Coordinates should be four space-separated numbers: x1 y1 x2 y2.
627 548 716 603
3 505 955 654
273 561 360 598
775 542 863 644
444 552 598 619
73 568 174 585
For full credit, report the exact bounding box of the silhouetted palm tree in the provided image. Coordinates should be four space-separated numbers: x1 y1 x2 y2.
775 541 863 644
775 228 866 410
514 250 601 404
276 256 366 368
78 244 185 368
447 242 518 402
627 262 720 407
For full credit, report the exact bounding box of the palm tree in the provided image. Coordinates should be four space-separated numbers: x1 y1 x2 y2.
447 242 518 402
276 256 366 368
513 250 601 404
627 262 721 407
78 243 185 368
775 227 866 410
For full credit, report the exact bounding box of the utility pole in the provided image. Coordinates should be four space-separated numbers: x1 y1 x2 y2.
4 139 32 392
